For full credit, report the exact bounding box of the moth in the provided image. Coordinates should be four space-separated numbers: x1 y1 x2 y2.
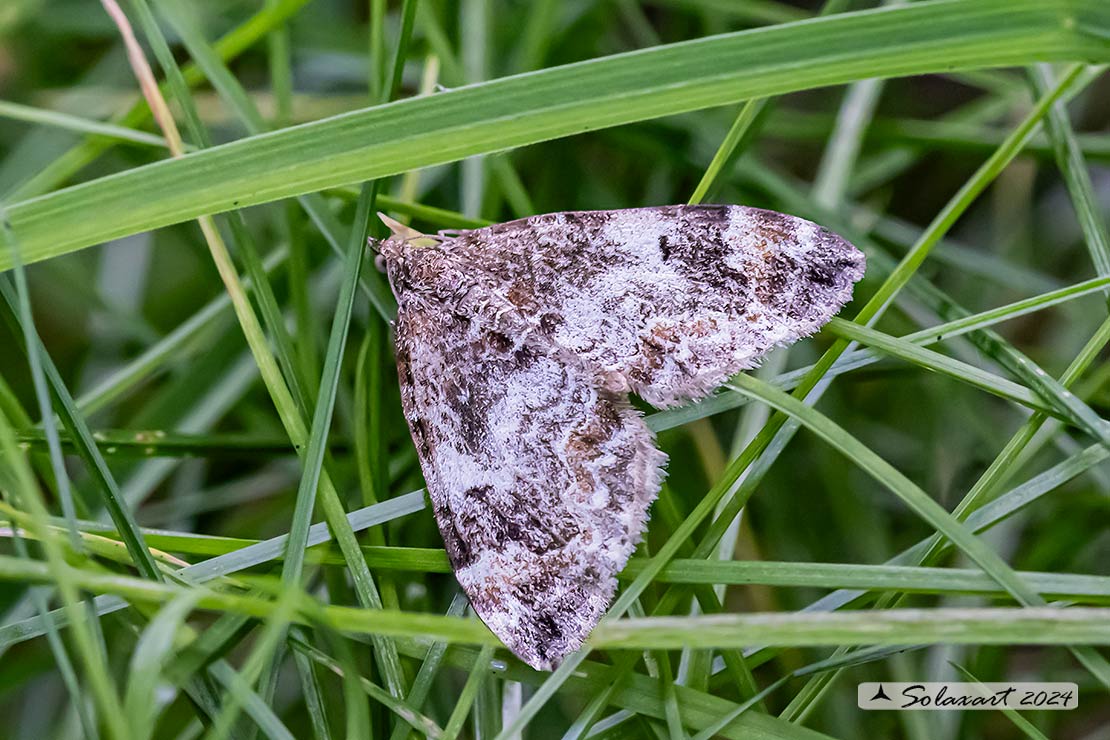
374 205 864 670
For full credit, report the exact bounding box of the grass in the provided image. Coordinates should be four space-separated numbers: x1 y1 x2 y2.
0 1 1108 738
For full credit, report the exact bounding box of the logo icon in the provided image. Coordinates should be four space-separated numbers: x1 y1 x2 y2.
870 684 892 702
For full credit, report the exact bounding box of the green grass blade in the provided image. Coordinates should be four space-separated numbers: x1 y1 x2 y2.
8 0 313 201
203 598 298 740
0 224 83 548
280 182 369 590
3 528 100 739
0 98 170 149
0 408 131 740
135 0 312 419
0 277 163 580
810 74 884 210
73 247 286 416
687 99 768 205
386 591 469 740
291 637 445 738
726 372 1036 606
824 318 1058 417
124 592 203 740
592 608 1110 649
0 492 426 647
4 0 1109 271
1031 63 1110 295
442 644 497 740
290 631 334 740
950 663 1051 740
729 372 1110 688
267 179 375 711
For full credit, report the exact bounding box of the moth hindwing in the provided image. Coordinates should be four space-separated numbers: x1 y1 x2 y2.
376 204 864 670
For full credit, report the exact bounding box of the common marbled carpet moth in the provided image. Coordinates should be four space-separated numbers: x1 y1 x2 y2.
373 205 865 670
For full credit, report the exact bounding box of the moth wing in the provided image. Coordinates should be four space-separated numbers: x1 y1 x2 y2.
446 205 865 407
393 301 666 670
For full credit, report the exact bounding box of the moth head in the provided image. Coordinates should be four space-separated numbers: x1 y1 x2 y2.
371 212 443 279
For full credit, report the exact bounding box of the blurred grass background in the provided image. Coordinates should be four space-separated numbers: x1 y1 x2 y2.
0 0 1109 738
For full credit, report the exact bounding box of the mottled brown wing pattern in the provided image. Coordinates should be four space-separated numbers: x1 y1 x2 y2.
379 204 864 670
392 301 665 670
423 205 865 408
